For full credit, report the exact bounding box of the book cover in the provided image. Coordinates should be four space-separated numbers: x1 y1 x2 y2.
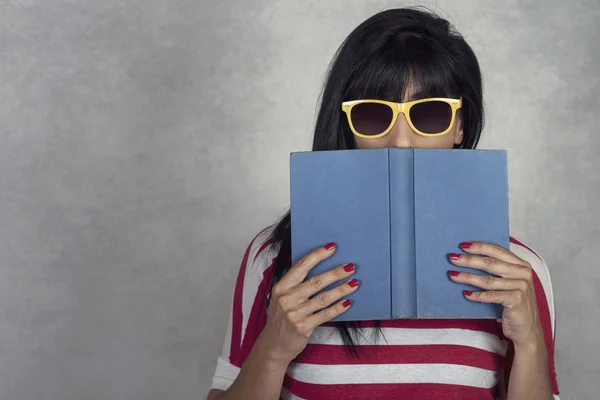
290 148 508 321
290 149 391 321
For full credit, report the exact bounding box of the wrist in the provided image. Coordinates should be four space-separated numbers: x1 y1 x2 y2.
513 330 546 355
249 334 292 371
228 334 290 400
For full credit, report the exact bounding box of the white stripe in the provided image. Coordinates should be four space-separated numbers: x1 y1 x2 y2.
210 356 240 391
510 240 556 338
219 227 274 360
309 327 508 356
286 362 500 387
220 301 234 361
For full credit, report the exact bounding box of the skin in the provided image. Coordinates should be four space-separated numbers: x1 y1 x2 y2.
208 244 356 400
208 91 553 400
449 242 553 400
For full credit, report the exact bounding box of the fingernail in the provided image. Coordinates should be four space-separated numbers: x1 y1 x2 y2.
343 263 355 272
460 242 472 249
448 270 460 277
449 253 461 260
463 290 473 297
342 299 352 308
324 242 336 250
348 278 359 288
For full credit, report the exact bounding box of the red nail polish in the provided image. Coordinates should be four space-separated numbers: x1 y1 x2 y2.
324 242 336 250
463 290 473 297
448 270 460 277
348 278 359 288
460 242 472 249
449 253 461 260
343 263 355 272
342 299 352 308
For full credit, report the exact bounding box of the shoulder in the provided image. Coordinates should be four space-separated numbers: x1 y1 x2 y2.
508 237 553 293
242 225 279 274
509 237 556 336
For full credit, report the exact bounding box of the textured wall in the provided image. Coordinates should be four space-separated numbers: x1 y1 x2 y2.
0 1 598 399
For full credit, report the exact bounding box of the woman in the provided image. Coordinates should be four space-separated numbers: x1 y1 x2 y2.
208 7 559 400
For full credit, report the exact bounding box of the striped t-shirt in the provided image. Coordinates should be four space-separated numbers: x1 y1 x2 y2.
211 226 560 399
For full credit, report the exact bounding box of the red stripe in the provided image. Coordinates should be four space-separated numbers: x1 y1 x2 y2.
322 318 501 336
507 239 559 394
509 236 543 262
284 376 498 400
254 236 276 263
229 226 272 367
294 343 502 371
502 269 559 395
503 341 514 394
532 271 559 394
238 259 275 364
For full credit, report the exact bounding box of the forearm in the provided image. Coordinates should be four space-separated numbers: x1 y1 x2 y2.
507 333 553 400
216 337 289 400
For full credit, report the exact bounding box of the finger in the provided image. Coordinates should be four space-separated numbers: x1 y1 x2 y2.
277 242 337 290
298 277 359 316
464 289 525 308
449 271 528 292
303 298 352 328
291 262 356 301
459 241 529 267
449 253 532 280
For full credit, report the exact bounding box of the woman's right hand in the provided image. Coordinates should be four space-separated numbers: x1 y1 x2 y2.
254 242 358 365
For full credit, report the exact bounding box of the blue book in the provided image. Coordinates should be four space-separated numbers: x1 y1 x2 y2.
290 148 509 321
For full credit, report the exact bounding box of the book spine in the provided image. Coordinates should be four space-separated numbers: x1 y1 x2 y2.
389 149 417 318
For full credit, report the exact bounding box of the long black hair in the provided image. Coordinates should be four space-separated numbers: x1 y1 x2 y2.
267 7 484 356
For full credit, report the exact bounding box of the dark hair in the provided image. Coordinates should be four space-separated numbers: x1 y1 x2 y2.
267 7 484 356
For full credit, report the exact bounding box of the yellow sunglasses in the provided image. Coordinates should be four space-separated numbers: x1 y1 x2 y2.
341 97 462 138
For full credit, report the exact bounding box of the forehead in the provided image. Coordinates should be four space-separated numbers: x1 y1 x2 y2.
401 82 423 102
400 80 434 102
401 82 452 102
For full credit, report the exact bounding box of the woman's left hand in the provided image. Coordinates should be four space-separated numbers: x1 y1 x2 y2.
448 241 544 347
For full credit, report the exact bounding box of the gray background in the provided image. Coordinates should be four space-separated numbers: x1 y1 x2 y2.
0 0 598 399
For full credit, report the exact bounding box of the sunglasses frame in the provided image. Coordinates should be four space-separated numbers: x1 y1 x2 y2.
341 97 463 138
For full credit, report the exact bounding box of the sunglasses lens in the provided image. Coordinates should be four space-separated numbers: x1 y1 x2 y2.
350 103 394 136
409 101 453 134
